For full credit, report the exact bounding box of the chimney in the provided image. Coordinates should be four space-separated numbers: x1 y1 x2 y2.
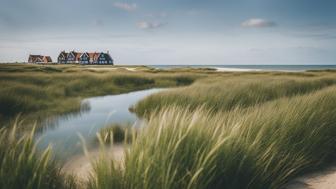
107 50 109 54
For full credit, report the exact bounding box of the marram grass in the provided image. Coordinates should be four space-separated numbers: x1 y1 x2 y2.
97 123 136 144
89 86 336 189
134 76 336 117
0 124 78 189
0 64 200 126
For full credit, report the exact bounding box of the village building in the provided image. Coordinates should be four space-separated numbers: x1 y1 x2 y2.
57 51 113 64
58 51 68 64
28 55 53 63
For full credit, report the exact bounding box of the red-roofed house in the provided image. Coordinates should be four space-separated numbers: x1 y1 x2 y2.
28 55 53 63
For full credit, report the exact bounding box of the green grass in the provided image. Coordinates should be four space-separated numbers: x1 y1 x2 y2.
134 75 336 117
0 64 202 127
97 123 136 144
2 64 336 189
89 86 336 189
0 124 78 189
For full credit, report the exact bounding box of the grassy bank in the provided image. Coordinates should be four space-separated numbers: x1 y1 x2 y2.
134 74 336 116
90 86 336 189
0 64 202 127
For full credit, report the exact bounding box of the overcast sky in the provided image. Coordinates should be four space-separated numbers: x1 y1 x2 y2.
0 0 336 65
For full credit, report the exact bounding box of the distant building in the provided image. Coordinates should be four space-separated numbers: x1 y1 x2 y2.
57 51 113 64
28 55 53 63
57 51 68 64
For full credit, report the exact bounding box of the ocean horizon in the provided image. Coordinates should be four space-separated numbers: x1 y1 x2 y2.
149 64 336 72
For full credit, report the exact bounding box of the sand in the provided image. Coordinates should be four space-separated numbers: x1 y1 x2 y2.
285 166 336 189
63 145 126 180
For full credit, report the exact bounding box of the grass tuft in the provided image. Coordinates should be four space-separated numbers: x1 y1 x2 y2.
97 123 136 144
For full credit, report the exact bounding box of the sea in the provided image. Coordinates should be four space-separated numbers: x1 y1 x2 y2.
149 65 336 72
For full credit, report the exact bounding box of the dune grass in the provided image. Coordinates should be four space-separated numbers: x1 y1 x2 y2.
0 124 78 189
97 123 136 144
89 86 336 189
0 64 202 127
2 64 336 189
134 75 336 116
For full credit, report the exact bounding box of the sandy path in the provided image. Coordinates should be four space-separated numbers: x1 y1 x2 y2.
63 145 126 180
285 166 336 189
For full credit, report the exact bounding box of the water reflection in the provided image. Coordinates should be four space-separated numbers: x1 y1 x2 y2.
39 101 91 133
36 88 163 160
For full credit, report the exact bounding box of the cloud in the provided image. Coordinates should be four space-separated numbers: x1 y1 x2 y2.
113 2 137 12
136 21 165 30
241 18 276 28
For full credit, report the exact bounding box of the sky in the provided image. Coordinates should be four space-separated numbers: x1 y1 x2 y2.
0 0 336 65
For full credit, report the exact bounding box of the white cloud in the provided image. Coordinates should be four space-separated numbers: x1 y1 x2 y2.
241 18 276 28
113 2 137 12
136 21 165 30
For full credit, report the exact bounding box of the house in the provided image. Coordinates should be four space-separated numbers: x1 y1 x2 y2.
28 55 53 63
42 56 52 63
67 51 80 63
57 51 113 64
57 51 68 64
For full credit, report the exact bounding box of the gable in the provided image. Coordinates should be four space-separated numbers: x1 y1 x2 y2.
67 53 75 59
97 53 105 60
80 53 89 59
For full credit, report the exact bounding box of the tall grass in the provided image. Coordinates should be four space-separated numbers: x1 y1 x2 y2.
0 125 78 189
134 76 336 116
0 64 199 126
89 86 336 189
97 123 136 144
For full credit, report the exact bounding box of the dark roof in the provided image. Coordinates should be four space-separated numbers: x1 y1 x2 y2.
59 51 68 58
102 52 113 61
59 51 113 62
